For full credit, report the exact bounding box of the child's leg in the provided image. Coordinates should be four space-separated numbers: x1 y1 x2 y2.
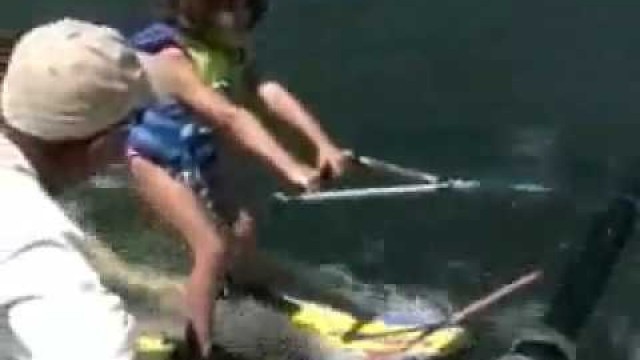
129 156 228 357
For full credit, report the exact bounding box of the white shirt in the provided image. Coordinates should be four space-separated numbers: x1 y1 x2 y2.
0 132 136 360
0 132 87 292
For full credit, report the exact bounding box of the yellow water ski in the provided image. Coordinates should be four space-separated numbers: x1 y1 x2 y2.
286 298 471 359
135 296 471 360
135 334 176 360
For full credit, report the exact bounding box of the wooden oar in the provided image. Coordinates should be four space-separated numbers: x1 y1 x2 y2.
343 269 543 342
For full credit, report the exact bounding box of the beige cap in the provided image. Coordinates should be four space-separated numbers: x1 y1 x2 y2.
1 18 165 141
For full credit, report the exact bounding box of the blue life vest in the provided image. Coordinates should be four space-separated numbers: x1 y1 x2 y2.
126 22 218 186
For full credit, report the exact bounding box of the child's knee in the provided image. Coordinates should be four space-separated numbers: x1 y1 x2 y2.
193 237 227 269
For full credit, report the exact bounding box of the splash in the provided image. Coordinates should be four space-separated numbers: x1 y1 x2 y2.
79 239 458 360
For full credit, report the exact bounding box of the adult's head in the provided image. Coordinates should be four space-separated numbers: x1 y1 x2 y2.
1 18 165 189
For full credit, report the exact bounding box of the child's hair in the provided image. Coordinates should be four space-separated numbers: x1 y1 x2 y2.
161 0 219 34
160 0 269 33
